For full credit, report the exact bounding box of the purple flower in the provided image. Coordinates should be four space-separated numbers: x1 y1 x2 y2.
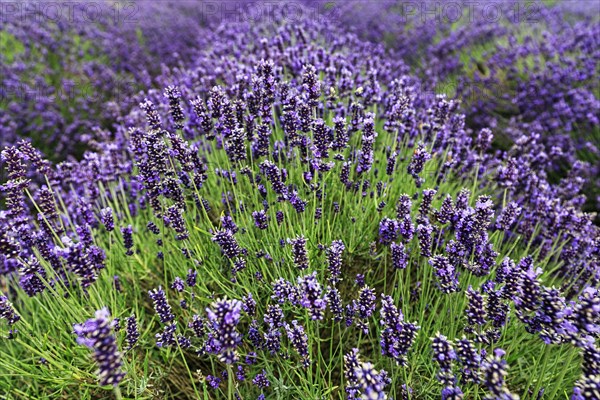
73 308 125 386
356 113 377 174
386 152 397 176
436 195 455 225
191 96 213 136
475 128 493 152
186 269 197 287
224 128 247 163
355 274 366 287
354 362 389 400
418 189 437 224
121 225 134 256
417 223 433 258
429 256 460 294
357 286 377 320
58 240 102 289
212 230 241 259
206 298 243 364
242 293 257 316
572 374 600 400
332 116 349 150
220 215 238 234
465 286 487 329
1 147 26 181
326 286 344 322
396 195 412 219
260 160 287 199
0 294 20 325
100 208 114 232
343 348 362 399
340 162 351 186
188 315 205 338
149 286 174 324
391 242 408 270
206 374 221 389
533 287 568 344
125 314 139 350
252 370 270 389
147 221 160 235
515 264 542 317
289 236 309 270
140 98 162 130
177 334 191 349
495 258 515 284
432 333 456 386
37 186 58 221
407 143 431 187
481 349 519 399
302 64 321 106
19 256 47 297
289 190 307 213
252 124 271 158
578 338 599 385
264 304 285 329
571 287 600 337
284 320 310 367
263 325 281 355
252 210 269 230
271 278 300 305
297 272 326 320
496 202 522 231
486 288 509 330
314 207 322 222
171 277 185 293
312 119 332 158
276 211 284 225
455 337 481 384
164 86 185 130
235 365 246 382
441 386 464 400
379 295 419 366
201 198 211 212
326 240 345 284
379 218 400 245
165 206 189 240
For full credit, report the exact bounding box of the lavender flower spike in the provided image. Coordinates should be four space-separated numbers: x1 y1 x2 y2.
74 308 125 386
0 294 20 325
149 286 174 324
206 298 243 364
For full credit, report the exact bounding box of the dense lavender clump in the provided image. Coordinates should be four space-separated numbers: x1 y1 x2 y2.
0 1 598 399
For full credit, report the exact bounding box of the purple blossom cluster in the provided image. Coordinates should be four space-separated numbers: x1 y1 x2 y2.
0 1 598 399
73 308 124 386
0 2 221 156
206 298 243 364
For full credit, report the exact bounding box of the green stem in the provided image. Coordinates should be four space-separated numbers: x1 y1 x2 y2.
227 364 234 400
114 386 123 400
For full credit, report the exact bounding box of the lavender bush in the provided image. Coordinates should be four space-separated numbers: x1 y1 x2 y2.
0 1 598 399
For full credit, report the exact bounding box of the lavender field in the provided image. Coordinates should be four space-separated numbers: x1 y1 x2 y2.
0 1 599 399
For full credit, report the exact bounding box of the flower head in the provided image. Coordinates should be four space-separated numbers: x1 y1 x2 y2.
206 298 243 364
74 308 124 386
